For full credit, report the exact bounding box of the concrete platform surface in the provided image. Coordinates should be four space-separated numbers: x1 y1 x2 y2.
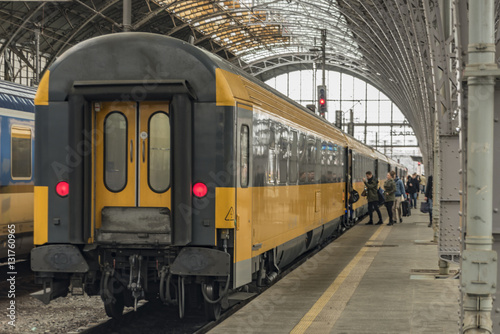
210 203 459 334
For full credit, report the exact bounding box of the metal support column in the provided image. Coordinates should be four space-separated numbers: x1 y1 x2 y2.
321 29 326 87
424 0 462 267
123 0 132 32
432 111 440 243
35 28 40 84
462 0 497 332
490 75 500 333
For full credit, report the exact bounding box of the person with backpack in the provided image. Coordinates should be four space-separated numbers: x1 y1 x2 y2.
363 171 383 225
384 172 396 226
392 170 406 223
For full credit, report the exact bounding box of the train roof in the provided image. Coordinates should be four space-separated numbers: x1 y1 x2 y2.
372 149 390 163
343 134 377 159
387 157 400 167
40 32 349 146
0 80 36 113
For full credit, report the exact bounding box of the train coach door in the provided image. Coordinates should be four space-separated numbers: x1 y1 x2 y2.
137 102 171 208
234 104 253 287
93 101 171 231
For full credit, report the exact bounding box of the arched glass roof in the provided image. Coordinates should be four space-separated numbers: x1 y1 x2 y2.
0 0 467 166
265 69 422 172
158 1 362 65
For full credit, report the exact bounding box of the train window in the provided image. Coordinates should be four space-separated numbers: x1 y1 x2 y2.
339 146 347 182
240 125 249 187
11 126 32 179
104 112 127 192
278 128 288 184
289 131 298 184
315 138 322 183
306 136 316 183
326 142 335 182
149 112 170 193
298 133 307 184
253 119 267 187
320 142 327 183
269 124 276 150
267 125 276 184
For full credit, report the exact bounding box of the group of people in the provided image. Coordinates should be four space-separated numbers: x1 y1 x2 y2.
362 170 405 226
362 171 433 227
406 173 424 209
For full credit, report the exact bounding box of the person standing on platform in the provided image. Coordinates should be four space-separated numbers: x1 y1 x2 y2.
424 175 433 227
407 173 419 209
363 171 383 225
392 171 406 223
420 174 427 194
347 174 355 224
384 172 396 226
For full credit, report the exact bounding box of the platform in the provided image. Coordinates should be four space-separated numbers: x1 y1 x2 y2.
210 202 460 334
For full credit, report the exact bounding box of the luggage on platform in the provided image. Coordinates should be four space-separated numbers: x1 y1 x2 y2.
402 199 411 217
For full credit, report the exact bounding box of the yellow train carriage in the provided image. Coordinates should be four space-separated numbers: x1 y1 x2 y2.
31 33 404 320
215 68 350 285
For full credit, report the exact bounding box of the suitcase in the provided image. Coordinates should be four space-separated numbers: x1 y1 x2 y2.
402 200 411 217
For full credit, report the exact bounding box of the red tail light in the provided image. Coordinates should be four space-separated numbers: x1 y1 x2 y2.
193 182 208 198
56 181 69 197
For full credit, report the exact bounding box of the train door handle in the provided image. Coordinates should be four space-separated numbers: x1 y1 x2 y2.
130 140 133 163
142 139 146 163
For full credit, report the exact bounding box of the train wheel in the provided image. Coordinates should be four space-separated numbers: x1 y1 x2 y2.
104 277 125 319
203 280 221 321
104 292 124 319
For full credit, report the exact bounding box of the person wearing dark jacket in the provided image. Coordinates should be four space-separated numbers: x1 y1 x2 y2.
384 172 396 225
407 173 419 209
363 171 383 225
424 175 433 227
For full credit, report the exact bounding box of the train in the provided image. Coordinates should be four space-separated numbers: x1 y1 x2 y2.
30 32 407 320
0 81 36 259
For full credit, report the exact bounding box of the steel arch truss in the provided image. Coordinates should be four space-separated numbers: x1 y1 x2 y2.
0 0 467 172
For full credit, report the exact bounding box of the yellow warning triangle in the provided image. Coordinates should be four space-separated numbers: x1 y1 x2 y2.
225 207 234 221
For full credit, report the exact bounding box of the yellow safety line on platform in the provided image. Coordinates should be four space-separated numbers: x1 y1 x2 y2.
290 221 389 334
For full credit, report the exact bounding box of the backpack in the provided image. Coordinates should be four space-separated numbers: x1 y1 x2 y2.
349 190 360 204
378 187 385 204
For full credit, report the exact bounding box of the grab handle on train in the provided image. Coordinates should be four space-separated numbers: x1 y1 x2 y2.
142 139 146 163
130 140 133 163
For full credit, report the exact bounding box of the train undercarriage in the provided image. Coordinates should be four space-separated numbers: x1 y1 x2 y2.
31 216 352 321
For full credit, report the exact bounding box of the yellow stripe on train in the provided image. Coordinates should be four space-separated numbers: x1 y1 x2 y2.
34 186 49 245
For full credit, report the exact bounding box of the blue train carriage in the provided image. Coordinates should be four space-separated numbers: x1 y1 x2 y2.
31 32 359 320
0 81 36 259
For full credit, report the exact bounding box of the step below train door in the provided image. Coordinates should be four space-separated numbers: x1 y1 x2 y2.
93 101 171 245
234 103 252 287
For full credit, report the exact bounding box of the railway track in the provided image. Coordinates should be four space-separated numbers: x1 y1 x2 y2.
0 260 37 298
73 221 359 334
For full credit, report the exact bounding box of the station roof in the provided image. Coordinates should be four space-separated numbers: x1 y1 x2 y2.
0 0 452 163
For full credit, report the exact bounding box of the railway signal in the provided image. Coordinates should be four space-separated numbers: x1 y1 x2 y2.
317 85 327 118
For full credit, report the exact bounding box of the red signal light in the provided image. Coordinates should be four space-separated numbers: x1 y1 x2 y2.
319 98 326 105
56 181 69 197
193 182 208 198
